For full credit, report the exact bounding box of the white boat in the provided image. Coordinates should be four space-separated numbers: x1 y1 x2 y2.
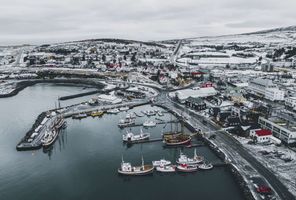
72 113 87 119
156 165 176 173
145 110 156 116
157 111 164 116
143 120 156 127
107 108 120 114
41 129 59 148
152 159 171 167
119 106 129 111
177 164 198 172
118 118 135 128
198 163 213 170
176 149 204 165
118 157 154 176
126 113 136 119
122 129 150 142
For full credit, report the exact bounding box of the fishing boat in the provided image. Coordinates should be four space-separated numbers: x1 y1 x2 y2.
176 149 204 165
72 113 87 119
156 165 176 173
152 159 171 167
41 128 59 148
119 106 129 111
91 110 104 117
118 118 135 128
118 157 154 176
122 129 150 142
163 134 191 146
143 120 156 127
177 163 198 172
198 163 213 170
107 108 120 114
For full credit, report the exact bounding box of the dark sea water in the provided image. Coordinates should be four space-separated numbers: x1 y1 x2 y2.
0 84 245 200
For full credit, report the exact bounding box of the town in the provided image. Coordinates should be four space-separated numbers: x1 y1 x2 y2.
1 26 296 200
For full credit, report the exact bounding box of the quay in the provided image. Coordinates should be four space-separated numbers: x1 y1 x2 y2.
16 100 149 151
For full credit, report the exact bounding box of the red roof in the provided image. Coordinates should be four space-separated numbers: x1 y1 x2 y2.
255 129 272 137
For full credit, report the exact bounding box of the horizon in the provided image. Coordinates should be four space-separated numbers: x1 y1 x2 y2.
1 0 296 46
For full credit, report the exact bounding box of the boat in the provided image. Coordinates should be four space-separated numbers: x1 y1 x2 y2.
143 120 156 127
118 118 135 128
118 157 154 176
122 129 150 142
163 134 191 146
126 113 136 119
54 117 65 129
41 128 59 148
157 111 164 116
198 163 213 170
152 159 171 167
156 165 176 173
177 163 198 172
119 106 129 111
145 110 156 116
185 143 200 148
176 149 204 165
91 110 104 117
72 113 87 119
107 108 120 114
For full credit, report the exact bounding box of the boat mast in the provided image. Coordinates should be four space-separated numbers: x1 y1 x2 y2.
141 156 144 169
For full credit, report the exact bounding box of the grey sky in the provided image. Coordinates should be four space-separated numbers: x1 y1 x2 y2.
1 0 296 45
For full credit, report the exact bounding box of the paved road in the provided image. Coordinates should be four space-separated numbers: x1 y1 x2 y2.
156 91 295 200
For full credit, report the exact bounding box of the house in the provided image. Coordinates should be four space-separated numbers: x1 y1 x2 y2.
185 97 206 111
250 129 272 143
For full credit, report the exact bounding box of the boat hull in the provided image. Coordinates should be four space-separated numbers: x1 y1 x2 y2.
118 166 154 176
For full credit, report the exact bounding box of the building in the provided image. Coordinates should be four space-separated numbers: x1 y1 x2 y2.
97 94 122 104
250 129 272 143
248 78 284 101
258 116 296 144
185 97 206 111
174 87 217 103
285 96 296 111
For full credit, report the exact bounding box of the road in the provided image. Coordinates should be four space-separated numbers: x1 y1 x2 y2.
156 90 295 200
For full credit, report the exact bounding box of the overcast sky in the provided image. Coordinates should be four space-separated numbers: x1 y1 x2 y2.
1 0 296 45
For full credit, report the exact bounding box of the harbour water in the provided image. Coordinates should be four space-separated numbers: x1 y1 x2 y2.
0 84 245 200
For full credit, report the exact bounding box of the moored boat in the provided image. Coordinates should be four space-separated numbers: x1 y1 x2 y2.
122 129 150 142
118 157 154 176
72 113 87 119
198 163 213 170
107 108 120 114
176 149 204 165
118 118 135 128
156 165 176 173
163 134 191 146
126 112 136 119
119 106 129 111
91 110 104 117
54 117 65 129
177 163 198 172
152 159 171 167
143 120 156 127
41 128 59 148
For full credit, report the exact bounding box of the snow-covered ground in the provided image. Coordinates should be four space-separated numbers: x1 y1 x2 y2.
234 135 296 196
0 81 17 95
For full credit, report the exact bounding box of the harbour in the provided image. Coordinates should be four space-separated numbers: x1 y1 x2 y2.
0 83 246 200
